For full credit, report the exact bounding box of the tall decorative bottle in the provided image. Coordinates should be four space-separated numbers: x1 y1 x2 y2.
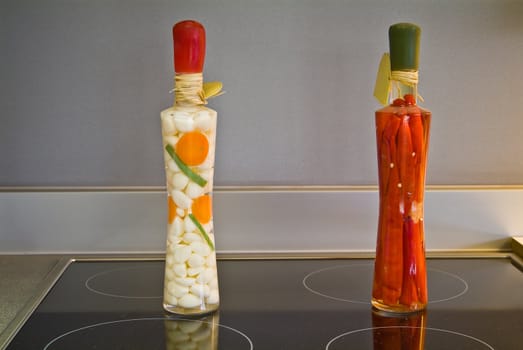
161 20 220 315
372 23 431 313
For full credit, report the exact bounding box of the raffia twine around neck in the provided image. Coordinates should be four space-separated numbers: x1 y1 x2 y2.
174 73 206 105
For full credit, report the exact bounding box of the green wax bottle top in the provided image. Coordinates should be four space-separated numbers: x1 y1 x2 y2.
389 23 421 71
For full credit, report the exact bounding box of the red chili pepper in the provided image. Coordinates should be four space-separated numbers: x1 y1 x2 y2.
374 105 431 311
404 94 416 105
408 113 425 207
393 98 405 106
373 115 404 305
397 115 415 213
379 115 401 195
412 220 428 303
400 217 419 306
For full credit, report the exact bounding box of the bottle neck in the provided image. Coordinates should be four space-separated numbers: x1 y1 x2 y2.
389 69 419 104
174 73 205 106
390 80 417 103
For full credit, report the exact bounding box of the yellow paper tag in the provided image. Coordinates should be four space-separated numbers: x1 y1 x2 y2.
373 53 391 106
202 81 224 99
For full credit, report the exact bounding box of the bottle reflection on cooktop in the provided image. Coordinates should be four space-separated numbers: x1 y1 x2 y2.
164 313 218 350
371 309 426 350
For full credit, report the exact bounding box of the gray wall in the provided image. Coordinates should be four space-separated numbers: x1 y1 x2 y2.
2 0 522 187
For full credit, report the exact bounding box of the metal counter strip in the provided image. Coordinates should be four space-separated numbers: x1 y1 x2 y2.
0 257 72 350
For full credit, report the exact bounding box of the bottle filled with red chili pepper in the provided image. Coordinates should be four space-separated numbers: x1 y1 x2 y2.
372 23 431 314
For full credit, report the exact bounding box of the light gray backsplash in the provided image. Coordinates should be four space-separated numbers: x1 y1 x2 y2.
1 0 523 186
1 188 520 254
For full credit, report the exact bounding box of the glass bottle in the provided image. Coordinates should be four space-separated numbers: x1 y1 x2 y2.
161 20 219 315
372 23 431 313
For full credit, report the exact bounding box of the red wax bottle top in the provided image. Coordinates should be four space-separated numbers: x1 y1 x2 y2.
173 20 206 74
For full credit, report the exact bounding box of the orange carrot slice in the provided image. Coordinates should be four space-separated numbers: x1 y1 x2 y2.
165 145 207 187
191 194 212 224
168 196 177 224
175 131 209 166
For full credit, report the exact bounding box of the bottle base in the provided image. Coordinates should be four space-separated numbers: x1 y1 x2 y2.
163 303 219 316
371 298 426 315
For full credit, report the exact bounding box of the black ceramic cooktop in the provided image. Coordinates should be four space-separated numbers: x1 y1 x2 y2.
6 257 523 349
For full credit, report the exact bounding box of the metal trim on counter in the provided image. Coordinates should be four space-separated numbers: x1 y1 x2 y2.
512 236 523 259
2 184 523 192
0 257 71 350
2 186 523 254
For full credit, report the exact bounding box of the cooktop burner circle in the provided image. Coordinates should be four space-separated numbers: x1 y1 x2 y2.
43 317 253 350
303 263 468 304
325 326 495 349
85 266 163 299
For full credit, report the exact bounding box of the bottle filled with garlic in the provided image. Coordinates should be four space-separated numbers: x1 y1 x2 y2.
161 20 222 315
